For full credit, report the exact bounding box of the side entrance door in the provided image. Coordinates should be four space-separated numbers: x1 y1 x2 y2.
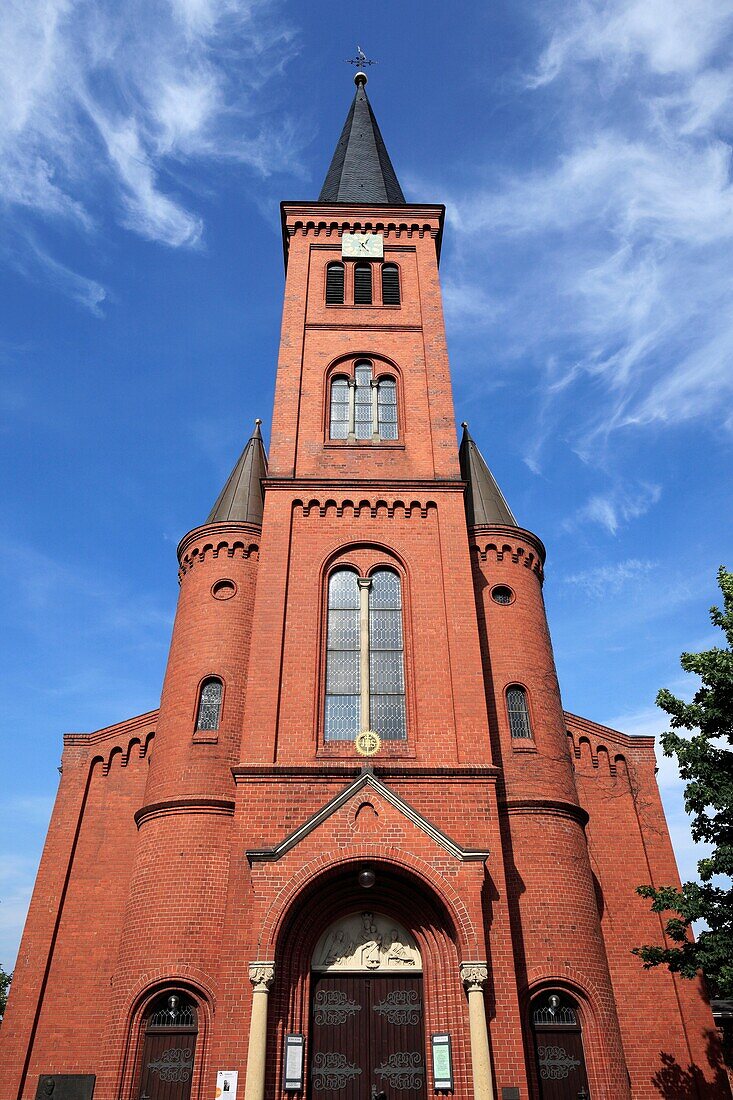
137 994 198 1100
310 974 427 1100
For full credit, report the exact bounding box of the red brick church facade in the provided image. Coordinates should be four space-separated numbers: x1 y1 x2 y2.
1 74 727 1100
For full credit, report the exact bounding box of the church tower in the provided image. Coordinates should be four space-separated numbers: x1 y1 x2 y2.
1 71 727 1100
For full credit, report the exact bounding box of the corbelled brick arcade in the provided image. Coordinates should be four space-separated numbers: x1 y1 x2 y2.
1 72 728 1100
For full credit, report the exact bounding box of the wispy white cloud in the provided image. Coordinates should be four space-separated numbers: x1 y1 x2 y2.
563 557 655 596
0 0 298 306
565 481 661 534
441 0 733 463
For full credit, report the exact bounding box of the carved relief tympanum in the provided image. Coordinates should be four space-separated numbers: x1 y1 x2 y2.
312 912 422 973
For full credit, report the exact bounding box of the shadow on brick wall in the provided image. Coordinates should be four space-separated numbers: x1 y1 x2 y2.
653 1031 732 1098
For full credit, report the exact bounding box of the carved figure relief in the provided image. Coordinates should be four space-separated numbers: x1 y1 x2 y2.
312 912 422 973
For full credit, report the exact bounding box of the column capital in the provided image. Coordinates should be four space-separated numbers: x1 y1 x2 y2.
460 961 489 992
248 962 275 992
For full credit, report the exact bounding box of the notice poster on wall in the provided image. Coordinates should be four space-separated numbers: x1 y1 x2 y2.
215 1070 239 1100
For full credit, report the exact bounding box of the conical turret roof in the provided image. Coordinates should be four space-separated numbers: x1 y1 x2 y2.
459 423 517 528
207 420 268 526
319 73 406 204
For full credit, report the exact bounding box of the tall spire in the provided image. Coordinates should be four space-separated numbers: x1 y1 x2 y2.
319 72 406 204
459 423 517 528
207 420 268 526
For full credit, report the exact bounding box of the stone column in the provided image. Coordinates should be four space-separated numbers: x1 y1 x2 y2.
460 962 495 1100
244 962 275 1100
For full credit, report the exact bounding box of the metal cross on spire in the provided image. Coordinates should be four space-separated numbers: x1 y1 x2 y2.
345 45 377 67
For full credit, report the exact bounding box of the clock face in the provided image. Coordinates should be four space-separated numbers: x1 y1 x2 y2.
341 233 384 259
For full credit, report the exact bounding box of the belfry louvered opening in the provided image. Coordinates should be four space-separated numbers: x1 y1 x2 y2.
354 262 373 305
326 262 345 305
381 263 400 305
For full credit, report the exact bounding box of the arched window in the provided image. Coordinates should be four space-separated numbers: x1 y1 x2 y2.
324 570 361 741
369 569 406 740
324 567 407 742
354 360 373 440
507 685 532 739
377 378 398 439
326 261 345 305
354 262 373 305
381 263 400 305
196 677 222 731
329 377 350 439
329 361 399 442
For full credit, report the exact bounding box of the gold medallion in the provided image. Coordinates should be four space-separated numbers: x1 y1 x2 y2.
355 730 381 757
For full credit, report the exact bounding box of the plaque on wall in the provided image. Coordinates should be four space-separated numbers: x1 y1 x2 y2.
283 1033 305 1091
215 1070 239 1099
35 1076 95 1100
431 1033 453 1091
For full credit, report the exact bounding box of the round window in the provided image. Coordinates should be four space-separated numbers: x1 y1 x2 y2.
491 585 514 605
212 579 237 600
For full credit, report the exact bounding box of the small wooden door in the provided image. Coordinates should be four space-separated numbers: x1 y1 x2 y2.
310 975 427 1100
531 994 589 1100
137 995 198 1100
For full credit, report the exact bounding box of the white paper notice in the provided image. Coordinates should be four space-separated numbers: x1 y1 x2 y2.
215 1070 239 1100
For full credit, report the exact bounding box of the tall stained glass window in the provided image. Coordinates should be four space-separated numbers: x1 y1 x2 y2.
324 568 407 742
507 685 532 739
329 361 399 442
196 678 223 731
324 570 361 741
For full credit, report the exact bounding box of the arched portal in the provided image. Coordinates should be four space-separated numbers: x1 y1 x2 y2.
265 861 470 1100
530 990 590 1100
310 913 425 1099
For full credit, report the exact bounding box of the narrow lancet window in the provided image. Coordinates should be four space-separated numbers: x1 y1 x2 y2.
369 569 406 740
354 262 373 305
381 263 400 305
196 678 223 731
507 685 532 739
377 378 398 439
324 570 361 741
354 360 374 440
329 377 350 439
326 262 345 305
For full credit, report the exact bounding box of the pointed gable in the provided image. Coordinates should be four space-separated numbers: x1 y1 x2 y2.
319 74 406 204
459 422 517 528
207 419 268 526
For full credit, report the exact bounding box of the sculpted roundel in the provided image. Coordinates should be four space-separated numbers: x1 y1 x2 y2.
312 911 422 973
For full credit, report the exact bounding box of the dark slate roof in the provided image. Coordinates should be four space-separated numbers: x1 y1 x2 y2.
459 423 518 528
319 74 406 204
207 420 268 526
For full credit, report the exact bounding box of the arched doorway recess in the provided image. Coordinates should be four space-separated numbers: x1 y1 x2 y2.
529 991 590 1100
265 862 470 1100
135 991 199 1100
311 912 425 1098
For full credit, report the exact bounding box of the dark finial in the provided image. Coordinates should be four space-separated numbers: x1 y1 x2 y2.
461 421 468 429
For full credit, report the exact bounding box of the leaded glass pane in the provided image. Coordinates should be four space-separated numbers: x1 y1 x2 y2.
355 362 373 386
369 608 403 649
324 694 360 741
377 379 398 440
507 686 532 739
196 678 222 731
379 421 398 440
370 570 401 608
369 650 404 692
326 650 360 692
370 695 406 741
328 609 360 649
328 570 359 608
330 379 350 440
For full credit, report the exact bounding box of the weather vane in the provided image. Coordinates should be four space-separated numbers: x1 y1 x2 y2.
346 45 377 68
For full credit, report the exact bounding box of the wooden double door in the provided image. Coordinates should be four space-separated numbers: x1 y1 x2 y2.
310 974 427 1100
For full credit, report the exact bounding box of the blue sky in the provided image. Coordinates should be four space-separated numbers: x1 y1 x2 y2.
1 0 732 971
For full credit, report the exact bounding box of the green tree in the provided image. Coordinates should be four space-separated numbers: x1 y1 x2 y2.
0 964 11 1020
633 566 733 998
